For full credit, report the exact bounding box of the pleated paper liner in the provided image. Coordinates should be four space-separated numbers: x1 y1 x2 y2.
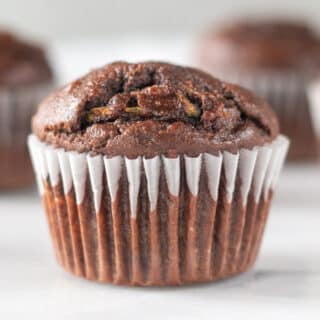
28 134 289 286
307 81 320 155
202 68 316 161
0 84 52 188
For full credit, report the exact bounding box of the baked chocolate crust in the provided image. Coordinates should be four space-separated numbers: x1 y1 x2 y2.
198 20 320 71
32 61 279 158
0 31 52 86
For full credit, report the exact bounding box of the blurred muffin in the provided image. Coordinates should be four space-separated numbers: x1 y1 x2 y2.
0 30 53 189
28 61 288 286
196 20 320 161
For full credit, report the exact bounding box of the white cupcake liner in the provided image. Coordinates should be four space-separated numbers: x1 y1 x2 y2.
28 134 289 285
0 84 52 146
28 134 289 211
0 83 54 188
307 81 320 138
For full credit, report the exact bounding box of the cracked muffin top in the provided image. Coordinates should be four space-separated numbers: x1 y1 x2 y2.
32 61 279 158
197 20 320 71
0 30 52 86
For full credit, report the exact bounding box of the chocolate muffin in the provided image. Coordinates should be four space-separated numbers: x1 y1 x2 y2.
28 61 288 286
0 30 53 189
196 20 320 161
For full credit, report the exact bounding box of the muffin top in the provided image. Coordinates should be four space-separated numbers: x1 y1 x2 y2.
32 61 279 158
0 31 52 86
198 20 320 71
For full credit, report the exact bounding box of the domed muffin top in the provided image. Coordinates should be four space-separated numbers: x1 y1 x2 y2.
0 31 52 86
32 61 279 158
198 20 320 71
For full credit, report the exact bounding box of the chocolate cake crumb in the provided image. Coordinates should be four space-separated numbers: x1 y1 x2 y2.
32 61 279 158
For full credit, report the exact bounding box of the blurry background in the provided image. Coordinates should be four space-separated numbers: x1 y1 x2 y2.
2 0 320 84
2 0 320 40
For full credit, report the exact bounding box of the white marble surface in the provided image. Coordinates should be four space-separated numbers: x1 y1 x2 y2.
1 37 320 318
1 166 319 319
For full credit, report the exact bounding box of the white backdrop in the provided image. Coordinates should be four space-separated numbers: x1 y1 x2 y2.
1 0 320 40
